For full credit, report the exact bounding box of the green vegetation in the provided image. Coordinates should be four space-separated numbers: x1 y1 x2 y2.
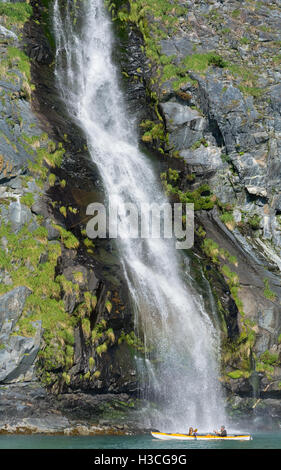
21 192 35 208
92 322 106 345
0 2 32 24
260 350 279 366
227 64 262 98
238 85 262 98
221 265 239 288
183 53 227 72
202 236 262 381
177 184 215 211
25 133 65 188
220 211 235 230
108 0 185 83
106 328 115 344
118 331 147 354
202 237 246 316
89 357 95 370
227 369 250 379
256 350 280 379
81 318 91 338
62 372 71 385
59 206 67 218
73 272 84 284
83 237 95 253
186 173 196 182
49 173 56 186
140 120 167 149
263 278 276 302
240 37 251 45
161 172 216 211
202 237 238 268
167 168 179 182
107 0 229 159
0 220 76 387
7 47 31 81
191 138 208 150
202 238 219 263
248 214 261 230
96 342 108 357
256 361 274 377
232 9 241 18
223 322 256 381
3 46 35 99
0 1 101 392
52 224 79 250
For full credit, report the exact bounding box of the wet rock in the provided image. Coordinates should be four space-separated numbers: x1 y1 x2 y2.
24 17 53 65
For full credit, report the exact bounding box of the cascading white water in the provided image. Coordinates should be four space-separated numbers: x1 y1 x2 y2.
53 0 226 431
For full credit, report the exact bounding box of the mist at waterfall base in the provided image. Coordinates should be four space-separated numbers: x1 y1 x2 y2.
53 0 226 432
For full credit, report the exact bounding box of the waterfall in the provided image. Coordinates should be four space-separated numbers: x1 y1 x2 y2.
53 0 226 432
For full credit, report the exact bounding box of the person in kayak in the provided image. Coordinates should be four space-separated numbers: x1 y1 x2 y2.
188 427 198 436
214 425 227 437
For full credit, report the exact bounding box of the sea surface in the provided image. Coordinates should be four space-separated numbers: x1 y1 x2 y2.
0 432 280 449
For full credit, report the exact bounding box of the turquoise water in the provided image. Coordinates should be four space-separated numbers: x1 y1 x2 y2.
0 433 280 449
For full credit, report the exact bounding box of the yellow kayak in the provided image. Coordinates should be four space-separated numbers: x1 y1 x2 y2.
151 432 252 441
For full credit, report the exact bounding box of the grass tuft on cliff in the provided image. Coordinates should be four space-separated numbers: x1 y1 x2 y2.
0 2 32 23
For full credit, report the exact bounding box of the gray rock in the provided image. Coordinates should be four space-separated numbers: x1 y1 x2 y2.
1 201 34 233
0 286 32 342
180 144 223 174
44 219 60 241
31 198 50 218
0 80 41 183
0 321 42 383
168 126 204 151
258 307 280 336
19 415 70 433
273 194 281 212
160 101 202 131
269 84 281 113
0 286 42 384
0 25 18 41
6 177 23 190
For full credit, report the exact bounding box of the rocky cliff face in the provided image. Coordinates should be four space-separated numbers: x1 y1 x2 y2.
0 0 147 434
0 0 281 433
110 0 281 426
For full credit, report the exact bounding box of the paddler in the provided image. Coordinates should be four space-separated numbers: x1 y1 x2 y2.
188 427 198 436
214 425 227 437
